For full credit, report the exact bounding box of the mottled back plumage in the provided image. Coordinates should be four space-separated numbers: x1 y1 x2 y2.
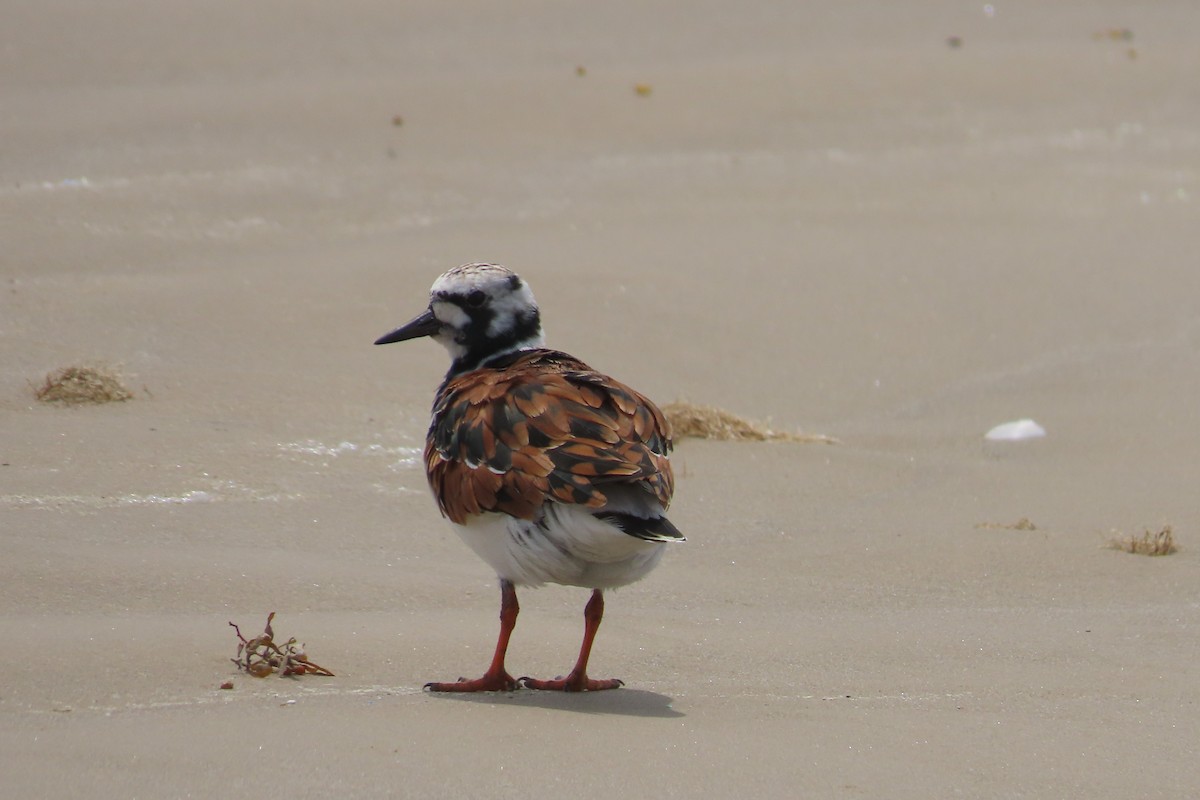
426 349 674 525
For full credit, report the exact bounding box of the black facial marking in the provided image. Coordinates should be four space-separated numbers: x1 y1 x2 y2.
443 290 542 378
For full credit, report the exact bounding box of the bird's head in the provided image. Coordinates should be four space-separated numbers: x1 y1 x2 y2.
375 263 544 375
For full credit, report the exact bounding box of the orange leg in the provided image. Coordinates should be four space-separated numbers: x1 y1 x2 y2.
425 579 520 692
521 589 623 692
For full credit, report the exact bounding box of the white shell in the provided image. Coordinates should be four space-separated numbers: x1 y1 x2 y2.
984 418 1046 441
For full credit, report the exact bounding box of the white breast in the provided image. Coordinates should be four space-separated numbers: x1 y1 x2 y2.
449 505 667 589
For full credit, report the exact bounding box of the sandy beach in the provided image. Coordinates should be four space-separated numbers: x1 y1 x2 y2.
3 1 1198 796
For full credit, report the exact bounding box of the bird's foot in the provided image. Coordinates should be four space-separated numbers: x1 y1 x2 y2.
424 671 520 693
519 672 623 692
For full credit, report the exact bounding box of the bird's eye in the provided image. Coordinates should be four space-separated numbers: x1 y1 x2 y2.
466 290 487 308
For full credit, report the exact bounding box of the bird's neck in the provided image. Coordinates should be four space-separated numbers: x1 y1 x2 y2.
445 329 545 380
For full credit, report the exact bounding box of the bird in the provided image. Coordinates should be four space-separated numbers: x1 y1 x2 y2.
374 263 684 692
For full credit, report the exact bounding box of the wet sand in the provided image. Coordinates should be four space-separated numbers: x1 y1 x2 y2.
3 1 1198 797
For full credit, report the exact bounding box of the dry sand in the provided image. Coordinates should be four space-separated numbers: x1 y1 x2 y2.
3 1 1199 797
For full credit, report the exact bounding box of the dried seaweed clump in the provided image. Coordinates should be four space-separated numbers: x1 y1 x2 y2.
1108 526 1177 557
976 518 1038 531
663 401 837 444
229 612 334 678
36 365 132 405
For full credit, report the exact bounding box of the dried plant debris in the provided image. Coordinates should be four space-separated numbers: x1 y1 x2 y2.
229 612 334 678
663 401 837 444
976 518 1038 531
1091 27 1136 58
35 365 133 405
1108 526 1177 557
1092 27 1134 42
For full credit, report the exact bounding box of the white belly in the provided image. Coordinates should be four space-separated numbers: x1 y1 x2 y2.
449 504 668 589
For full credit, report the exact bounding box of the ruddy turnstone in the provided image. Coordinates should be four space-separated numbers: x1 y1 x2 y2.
375 263 683 692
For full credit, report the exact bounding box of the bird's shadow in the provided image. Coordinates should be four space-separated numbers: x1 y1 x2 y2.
426 687 684 718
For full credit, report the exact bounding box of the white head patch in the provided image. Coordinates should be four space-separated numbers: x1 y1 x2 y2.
429 263 543 346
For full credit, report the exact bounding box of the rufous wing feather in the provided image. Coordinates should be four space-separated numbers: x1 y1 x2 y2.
425 350 673 524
